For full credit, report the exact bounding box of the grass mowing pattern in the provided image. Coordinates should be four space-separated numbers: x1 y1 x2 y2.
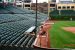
49 21 75 48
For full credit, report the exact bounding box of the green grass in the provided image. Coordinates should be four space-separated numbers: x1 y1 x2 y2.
49 21 75 48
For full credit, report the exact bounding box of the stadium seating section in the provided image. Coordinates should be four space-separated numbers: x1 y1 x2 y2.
50 10 75 20
0 5 47 49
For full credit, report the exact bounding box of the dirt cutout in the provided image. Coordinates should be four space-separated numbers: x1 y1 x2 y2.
62 27 75 34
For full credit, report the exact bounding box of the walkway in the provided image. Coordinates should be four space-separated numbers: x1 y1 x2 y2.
33 20 54 48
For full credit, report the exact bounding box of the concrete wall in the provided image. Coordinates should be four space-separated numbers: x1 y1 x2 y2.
57 3 75 10
15 0 31 9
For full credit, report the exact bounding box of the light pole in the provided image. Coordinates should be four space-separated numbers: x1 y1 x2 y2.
35 0 37 37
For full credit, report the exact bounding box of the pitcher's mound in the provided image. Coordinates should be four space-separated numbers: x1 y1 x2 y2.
62 27 75 33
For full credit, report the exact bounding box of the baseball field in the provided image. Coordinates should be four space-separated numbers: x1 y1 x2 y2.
49 21 75 48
